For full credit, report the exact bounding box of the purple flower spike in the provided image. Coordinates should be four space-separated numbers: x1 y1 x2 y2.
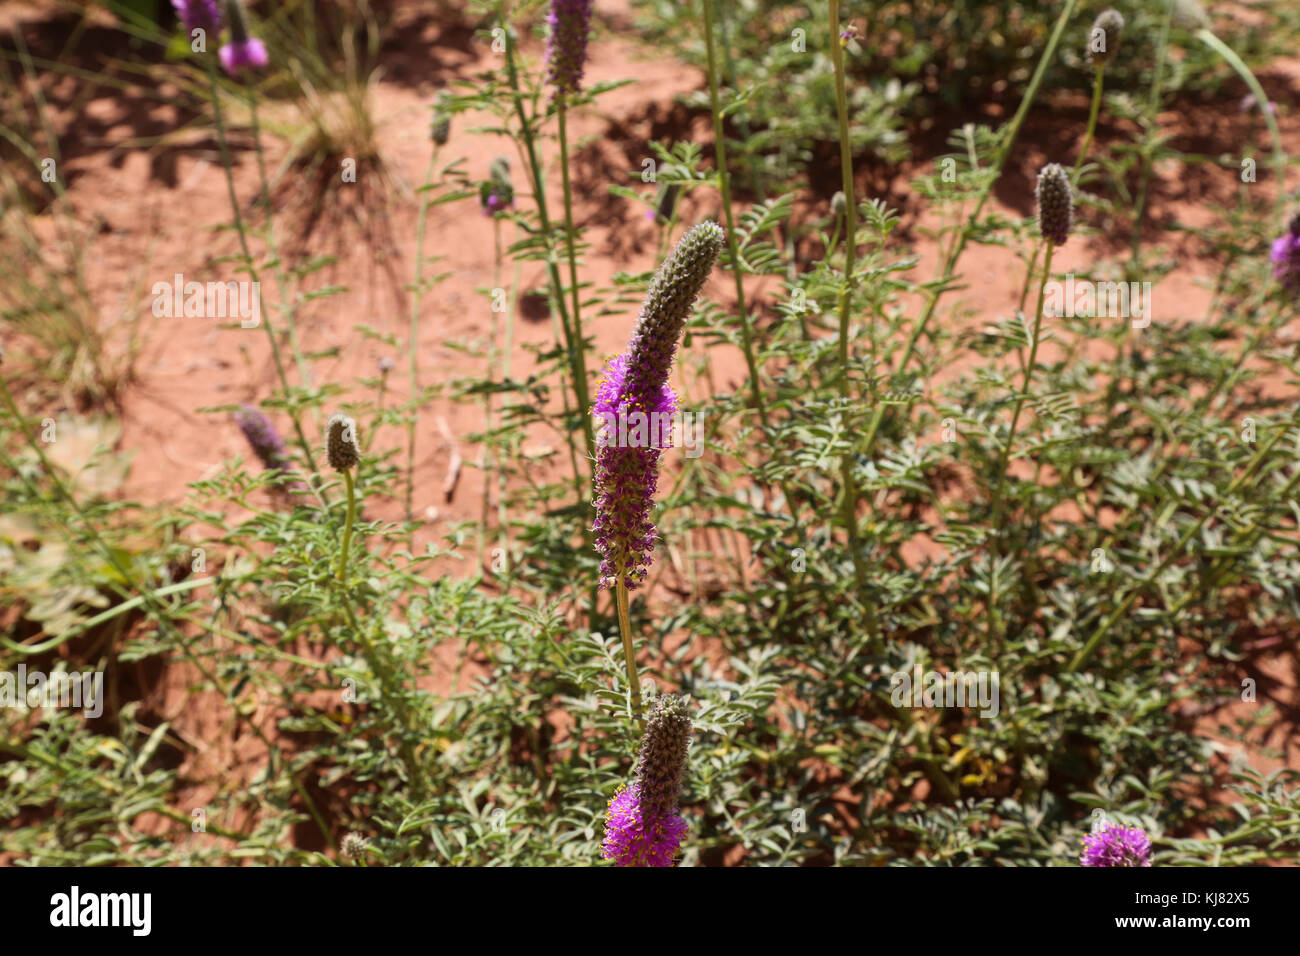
1081 823 1153 867
601 784 688 867
602 695 693 867
220 37 268 76
173 0 221 34
545 0 594 96
591 222 722 590
591 353 678 590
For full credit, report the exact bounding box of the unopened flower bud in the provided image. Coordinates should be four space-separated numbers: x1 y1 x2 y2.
1086 10 1124 68
1036 163 1073 246
326 413 360 472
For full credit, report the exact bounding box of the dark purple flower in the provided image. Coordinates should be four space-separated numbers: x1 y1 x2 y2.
173 0 221 34
591 222 723 589
479 156 515 217
545 0 594 96
591 353 678 590
219 37 268 76
218 0 267 77
1081 823 1153 867
601 784 688 867
235 405 290 472
1269 214 1300 291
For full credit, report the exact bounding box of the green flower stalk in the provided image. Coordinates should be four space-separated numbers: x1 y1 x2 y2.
988 162 1070 648
1075 11 1122 186
594 222 722 721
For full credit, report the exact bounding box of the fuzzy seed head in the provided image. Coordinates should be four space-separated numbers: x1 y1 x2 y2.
326 413 360 472
1086 10 1124 68
623 221 724 401
1036 163 1073 246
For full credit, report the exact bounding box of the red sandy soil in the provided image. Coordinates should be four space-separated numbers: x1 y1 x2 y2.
3 0 1298 856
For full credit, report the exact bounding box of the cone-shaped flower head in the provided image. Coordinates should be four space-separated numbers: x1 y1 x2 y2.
592 222 723 589
219 0 268 77
1172 0 1211 31
1036 163 1073 246
173 0 221 35
631 694 692 816
235 404 290 472
1270 212 1300 292
1081 823 1153 867
1086 10 1124 68
326 413 360 472
545 0 593 96
622 221 724 401
601 695 693 866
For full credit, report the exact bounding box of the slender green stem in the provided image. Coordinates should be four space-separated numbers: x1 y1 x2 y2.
479 219 503 567
1130 0 1175 258
987 243 1054 646
555 95 591 509
1072 68 1105 185
501 25 594 458
615 579 644 726
828 0 877 637
701 0 766 422
248 94 313 395
557 97 585 385
337 469 357 583
407 145 440 525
